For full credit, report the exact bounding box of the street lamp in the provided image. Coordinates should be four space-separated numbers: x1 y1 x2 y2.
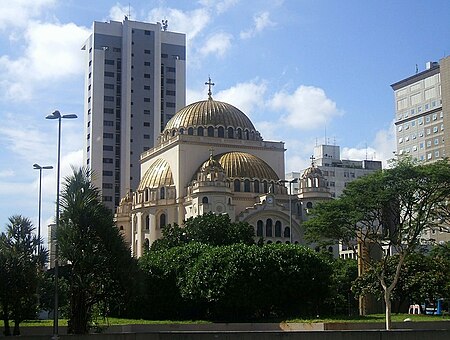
279 178 299 243
33 163 53 256
46 110 77 338
288 178 299 243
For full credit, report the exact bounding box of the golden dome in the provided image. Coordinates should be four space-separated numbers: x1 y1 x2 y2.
138 158 174 190
164 98 257 133
194 151 279 181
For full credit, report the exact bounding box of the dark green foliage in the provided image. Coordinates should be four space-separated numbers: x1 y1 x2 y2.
58 168 136 334
138 243 331 320
322 257 358 316
353 251 450 313
0 215 47 336
150 212 255 251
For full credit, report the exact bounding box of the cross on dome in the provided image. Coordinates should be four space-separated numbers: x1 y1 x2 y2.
205 76 215 99
310 155 315 166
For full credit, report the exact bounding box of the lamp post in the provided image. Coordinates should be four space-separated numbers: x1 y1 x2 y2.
288 178 298 243
46 110 77 338
33 163 53 256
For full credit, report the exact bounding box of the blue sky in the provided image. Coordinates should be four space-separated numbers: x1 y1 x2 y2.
1 0 450 236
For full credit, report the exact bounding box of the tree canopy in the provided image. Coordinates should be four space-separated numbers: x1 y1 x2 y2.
151 212 255 250
304 158 450 329
0 215 47 336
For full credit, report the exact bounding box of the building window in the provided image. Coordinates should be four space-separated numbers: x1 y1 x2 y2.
284 227 290 238
144 110 150 115
103 133 113 139
207 126 214 137
144 98 150 102
218 127 225 137
257 220 263 237
144 30 150 35
105 59 115 65
103 158 113 163
103 145 113 151
144 73 150 78
227 127 234 139
266 219 273 237
160 187 165 199
144 122 150 127
166 78 175 84
104 71 114 77
102 196 112 202
202 196 208 204
145 215 150 230
234 179 240 192
161 53 168 58
244 179 250 192
198 126 204 136
159 213 166 228
254 180 259 193
104 108 114 114
144 134 150 139
144 49 151 54
104 96 114 102
102 183 113 189
103 171 113 176
188 127 194 135
166 102 175 108
275 221 282 237
104 120 114 126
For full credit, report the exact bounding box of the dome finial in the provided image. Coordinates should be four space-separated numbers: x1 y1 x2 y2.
209 147 215 160
205 76 215 100
310 155 315 167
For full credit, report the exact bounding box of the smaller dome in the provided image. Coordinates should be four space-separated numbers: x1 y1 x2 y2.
193 152 279 182
138 158 174 190
302 165 323 178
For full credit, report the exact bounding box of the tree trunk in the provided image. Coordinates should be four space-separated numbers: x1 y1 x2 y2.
2 317 11 336
384 288 392 331
68 290 90 334
12 320 20 336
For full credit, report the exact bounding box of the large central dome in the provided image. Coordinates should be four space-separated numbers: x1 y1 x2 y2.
164 97 257 133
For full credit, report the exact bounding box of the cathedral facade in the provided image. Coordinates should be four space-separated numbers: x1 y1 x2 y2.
115 87 330 257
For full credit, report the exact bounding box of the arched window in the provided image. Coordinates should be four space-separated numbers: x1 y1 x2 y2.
171 129 176 137
328 246 333 253
244 179 250 192
119 225 124 231
237 128 242 139
144 238 150 252
263 180 268 193
145 215 150 230
267 240 273 244
284 226 290 238
227 127 234 138
198 126 204 136
276 241 282 244
266 219 273 237
207 126 214 137
275 221 282 237
202 196 208 204
179 128 184 134
306 201 313 209
245 129 249 140
256 220 263 237
254 180 259 193
218 126 225 137
188 127 194 135
234 179 241 192
159 213 166 228
160 187 165 199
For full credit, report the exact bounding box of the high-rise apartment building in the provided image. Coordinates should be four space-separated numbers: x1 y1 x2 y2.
82 18 186 211
391 56 450 163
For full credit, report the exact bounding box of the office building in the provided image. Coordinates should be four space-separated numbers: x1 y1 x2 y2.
82 18 186 211
391 57 450 163
286 144 382 198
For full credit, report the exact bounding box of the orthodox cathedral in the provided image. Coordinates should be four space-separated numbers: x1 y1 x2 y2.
115 82 331 257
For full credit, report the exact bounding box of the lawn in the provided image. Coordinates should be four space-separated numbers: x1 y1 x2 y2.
1 313 448 328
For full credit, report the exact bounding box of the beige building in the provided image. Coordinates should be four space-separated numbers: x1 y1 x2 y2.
115 87 331 257
391 56 450 163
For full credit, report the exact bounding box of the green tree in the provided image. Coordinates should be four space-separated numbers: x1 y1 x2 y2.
304 159 450 329
352 252 450 313
0 216 47 336
151 212 255 250
58 168 136 334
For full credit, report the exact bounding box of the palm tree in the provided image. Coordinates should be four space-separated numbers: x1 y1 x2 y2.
58 167 135 334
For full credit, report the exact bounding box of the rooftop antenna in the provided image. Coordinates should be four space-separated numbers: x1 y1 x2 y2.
415 64 418 74
128 3 131 20
162 19 168 31
324 125 327 145
315 137 318 146
333 136 336 146
365 142 368 160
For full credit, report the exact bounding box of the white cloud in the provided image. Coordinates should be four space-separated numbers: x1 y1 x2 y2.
240 11 275 39
215 80 267 116
0 21 90 100
198 0 239 13
341 121 396 168
0 169 14 178
108 4 137 21
199 32 233 58
0 0 56 30
146 7 211 42
269 85 343 130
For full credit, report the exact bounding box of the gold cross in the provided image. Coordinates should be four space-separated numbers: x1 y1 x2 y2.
205 76 215 99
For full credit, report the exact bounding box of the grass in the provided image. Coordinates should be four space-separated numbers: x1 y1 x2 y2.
0 314 448 328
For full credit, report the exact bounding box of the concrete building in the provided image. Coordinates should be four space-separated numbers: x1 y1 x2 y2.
391 57 450 163
82 18 186 211
115 85 332 257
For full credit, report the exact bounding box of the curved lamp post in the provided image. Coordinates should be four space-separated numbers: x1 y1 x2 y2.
33 163 53 256
46 110 77 339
